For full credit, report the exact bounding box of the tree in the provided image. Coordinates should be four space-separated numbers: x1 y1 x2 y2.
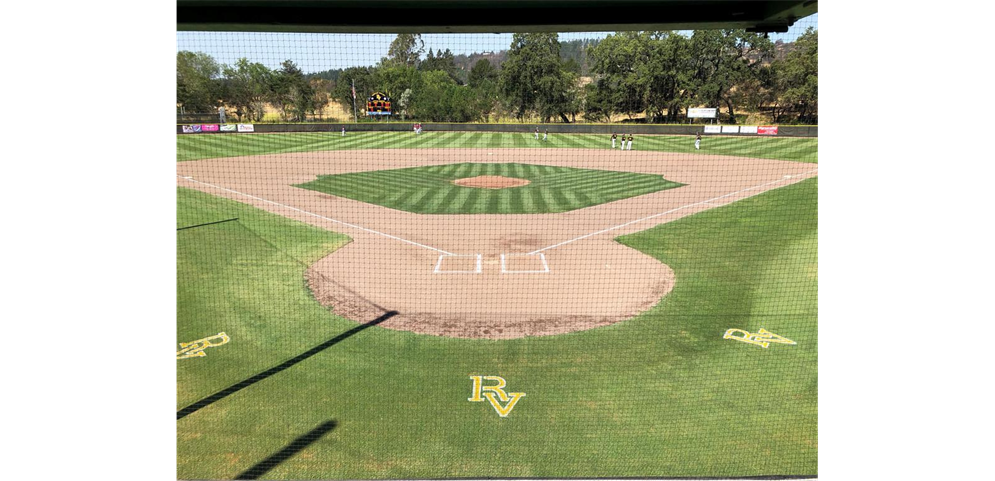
308 78 332 120
398 88 413 120
586 32 649 120
374 63 422 99
331 66 376 115
686 30 773 123
499 33 575 122
176 51 221 112
220 58 272 122
411 70 477 122
776 28 817 123
419 48 462 84
583 80 614 122
468 59 499 121
639 32 693 122
468 59 497 87
385 34 425 67
270 60 316 122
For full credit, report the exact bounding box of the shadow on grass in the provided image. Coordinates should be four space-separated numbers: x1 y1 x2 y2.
177 311 398 420
234 420 338 480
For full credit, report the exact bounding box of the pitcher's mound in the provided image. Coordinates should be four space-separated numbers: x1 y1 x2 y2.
453 175 530 189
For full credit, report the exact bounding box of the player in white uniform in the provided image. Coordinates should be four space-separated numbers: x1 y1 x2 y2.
534 127 540 140
695 132 701 150
341 126 346 137
543 129 548 142
611 132 617 149
626 134 633 151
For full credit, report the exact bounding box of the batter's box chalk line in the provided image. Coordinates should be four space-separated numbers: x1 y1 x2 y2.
434 254 483 274
501 253 550 274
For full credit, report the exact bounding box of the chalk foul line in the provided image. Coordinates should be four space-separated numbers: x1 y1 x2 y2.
529 168 819 254
177 175 455 256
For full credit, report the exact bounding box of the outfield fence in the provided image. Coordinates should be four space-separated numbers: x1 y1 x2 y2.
176 122 818 137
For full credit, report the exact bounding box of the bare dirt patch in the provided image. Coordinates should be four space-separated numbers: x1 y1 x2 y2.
453 175 530 189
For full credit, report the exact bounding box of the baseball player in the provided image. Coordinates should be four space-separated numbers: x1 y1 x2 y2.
611 132 617 149
695 132 701 150
543 129 548 142
627 134 634 151
341 126 346 137
535 127 540 140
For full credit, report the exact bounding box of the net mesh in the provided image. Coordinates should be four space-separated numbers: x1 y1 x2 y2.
177 15 818 479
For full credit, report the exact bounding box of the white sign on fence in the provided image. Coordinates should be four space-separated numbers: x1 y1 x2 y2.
703 125 721 134
740 126 758 134
688 108 718 119
237 124 255 133
721 125 740 134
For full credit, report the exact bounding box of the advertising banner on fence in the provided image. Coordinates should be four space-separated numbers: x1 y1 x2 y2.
703 125 721 134
687 108 718 119
201 124 220 132
237 124 255 133
758 126 779 135
721 125 740 134
182 125 195 133
740 126 758 134
220 124 237 132
191 125 202 133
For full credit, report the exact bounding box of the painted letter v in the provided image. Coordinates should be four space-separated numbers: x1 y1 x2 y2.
483 391 525 417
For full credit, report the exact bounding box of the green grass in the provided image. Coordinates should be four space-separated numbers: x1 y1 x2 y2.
177 189 352 407
177 176 817 479
177 131 818 163
295 162 683 214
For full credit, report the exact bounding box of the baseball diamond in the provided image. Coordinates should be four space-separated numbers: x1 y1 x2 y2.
177 130 818 478
177 143 816 339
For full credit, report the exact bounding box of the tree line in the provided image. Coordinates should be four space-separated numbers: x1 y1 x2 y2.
177 29 816 124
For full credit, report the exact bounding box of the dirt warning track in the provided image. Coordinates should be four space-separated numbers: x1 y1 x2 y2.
177 148 817 339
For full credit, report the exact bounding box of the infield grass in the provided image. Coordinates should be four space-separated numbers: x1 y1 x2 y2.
177 131 818 163
176 177 817 479
295 162 683 214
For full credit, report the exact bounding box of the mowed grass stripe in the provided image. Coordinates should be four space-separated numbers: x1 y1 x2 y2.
294 162 685 214
179 132 817 163
553 134 587 149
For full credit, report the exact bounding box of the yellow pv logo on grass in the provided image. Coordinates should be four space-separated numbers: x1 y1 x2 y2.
469 376 525 417
177 332 230 360
723 328 796 348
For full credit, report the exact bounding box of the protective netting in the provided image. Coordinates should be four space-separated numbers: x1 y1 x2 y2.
177 16 818 480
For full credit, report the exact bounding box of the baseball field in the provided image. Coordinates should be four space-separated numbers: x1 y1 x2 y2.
177 131 818 479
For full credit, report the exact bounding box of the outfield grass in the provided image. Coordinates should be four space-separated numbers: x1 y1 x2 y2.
177 131 819 163
176 176 817 478
295 162 683 214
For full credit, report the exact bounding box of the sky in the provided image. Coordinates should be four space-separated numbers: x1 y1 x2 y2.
176 14 817 74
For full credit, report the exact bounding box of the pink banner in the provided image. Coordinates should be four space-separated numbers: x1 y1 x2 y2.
201 124 220 132
757 126 779 135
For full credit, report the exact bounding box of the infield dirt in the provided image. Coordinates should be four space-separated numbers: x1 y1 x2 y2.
177 148 817 339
